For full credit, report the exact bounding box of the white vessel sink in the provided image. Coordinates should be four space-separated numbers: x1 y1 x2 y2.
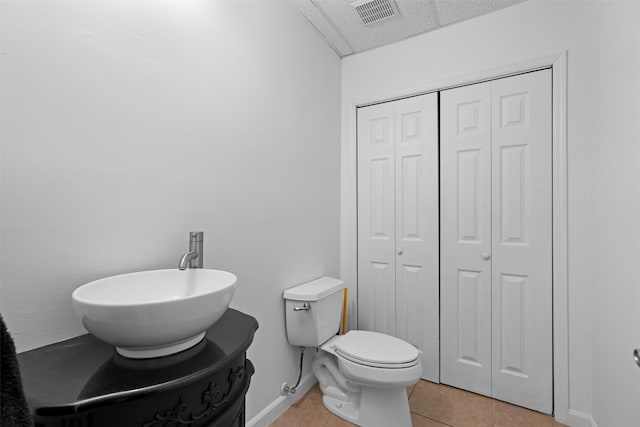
72 269 237 359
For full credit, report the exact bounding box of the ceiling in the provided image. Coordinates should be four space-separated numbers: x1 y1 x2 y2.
290 0 526 57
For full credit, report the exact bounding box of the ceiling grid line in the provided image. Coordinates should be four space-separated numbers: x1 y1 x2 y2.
309 0 357 53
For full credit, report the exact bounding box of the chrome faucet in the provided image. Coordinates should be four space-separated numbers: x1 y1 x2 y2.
179 231 204 270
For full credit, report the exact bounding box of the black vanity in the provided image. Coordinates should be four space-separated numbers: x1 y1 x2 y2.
18 309 258 427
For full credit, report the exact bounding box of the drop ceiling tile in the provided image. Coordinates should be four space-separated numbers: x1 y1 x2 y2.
290 0 355 56
290 0 529 56
434 0 525 26
315 0 440 52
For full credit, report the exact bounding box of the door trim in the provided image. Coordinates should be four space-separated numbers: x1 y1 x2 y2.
341 51 568 423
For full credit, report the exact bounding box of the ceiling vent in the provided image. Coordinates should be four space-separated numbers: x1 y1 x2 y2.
351 0 399 25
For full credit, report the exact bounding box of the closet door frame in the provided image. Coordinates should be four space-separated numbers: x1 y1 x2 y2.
343 52 568 423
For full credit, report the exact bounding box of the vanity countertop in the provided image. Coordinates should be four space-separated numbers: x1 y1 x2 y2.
18 308 258 419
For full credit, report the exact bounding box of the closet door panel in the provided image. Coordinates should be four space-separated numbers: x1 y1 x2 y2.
440 83 492 395
357 102 396 335
491 70 552 413
394 93 439 382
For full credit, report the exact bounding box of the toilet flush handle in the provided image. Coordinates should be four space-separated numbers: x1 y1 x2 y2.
293 302 311 312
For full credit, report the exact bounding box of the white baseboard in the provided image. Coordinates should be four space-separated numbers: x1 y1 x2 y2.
567 409 597 427
246 373 317 427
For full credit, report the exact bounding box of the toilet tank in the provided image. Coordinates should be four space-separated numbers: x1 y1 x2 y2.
283 277 344 347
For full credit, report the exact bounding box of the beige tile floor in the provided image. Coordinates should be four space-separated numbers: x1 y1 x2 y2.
271 380 566 427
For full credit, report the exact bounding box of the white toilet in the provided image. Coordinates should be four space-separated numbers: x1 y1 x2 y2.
284 276 422 427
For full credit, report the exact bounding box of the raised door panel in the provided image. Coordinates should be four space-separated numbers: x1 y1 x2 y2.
440 83 492 395
490 70 552 413
456 269 484 367
363 261 395 334
357 102 396 334
457 149 482 242
393 93 439 382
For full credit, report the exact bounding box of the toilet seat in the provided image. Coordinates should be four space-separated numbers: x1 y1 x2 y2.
332 331 419 369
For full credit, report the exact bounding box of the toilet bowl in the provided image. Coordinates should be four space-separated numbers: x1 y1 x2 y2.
284 277 422 427
326 331 422 387
314 331 421 426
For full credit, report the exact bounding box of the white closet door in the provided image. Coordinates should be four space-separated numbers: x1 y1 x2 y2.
440 82 493 396
393 94 439 382
357 101 396 336
490 70 552 413
357 93 439 381
441 69 553 413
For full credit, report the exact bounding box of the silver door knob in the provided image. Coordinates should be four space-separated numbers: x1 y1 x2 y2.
396 248 403 255
634 348 640 368
481 252 491 260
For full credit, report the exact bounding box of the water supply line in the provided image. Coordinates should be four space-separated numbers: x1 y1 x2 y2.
280 346 305 395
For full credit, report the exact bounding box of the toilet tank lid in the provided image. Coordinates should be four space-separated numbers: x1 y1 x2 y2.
283 277 344 301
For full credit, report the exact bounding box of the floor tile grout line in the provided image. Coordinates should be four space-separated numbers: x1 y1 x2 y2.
411 411 456 427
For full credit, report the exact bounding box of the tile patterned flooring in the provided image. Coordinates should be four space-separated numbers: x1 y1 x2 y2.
270 380 566 427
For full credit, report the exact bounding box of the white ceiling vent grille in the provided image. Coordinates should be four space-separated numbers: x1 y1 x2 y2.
351 0 399 25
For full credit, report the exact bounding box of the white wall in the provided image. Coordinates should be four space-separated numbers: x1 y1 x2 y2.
341 1 639 426
588 2 640 425
0 0 341 420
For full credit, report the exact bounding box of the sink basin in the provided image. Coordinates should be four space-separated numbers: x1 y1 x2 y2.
72 269 237 359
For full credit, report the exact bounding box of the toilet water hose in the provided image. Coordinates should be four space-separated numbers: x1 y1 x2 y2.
280 346 305 395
